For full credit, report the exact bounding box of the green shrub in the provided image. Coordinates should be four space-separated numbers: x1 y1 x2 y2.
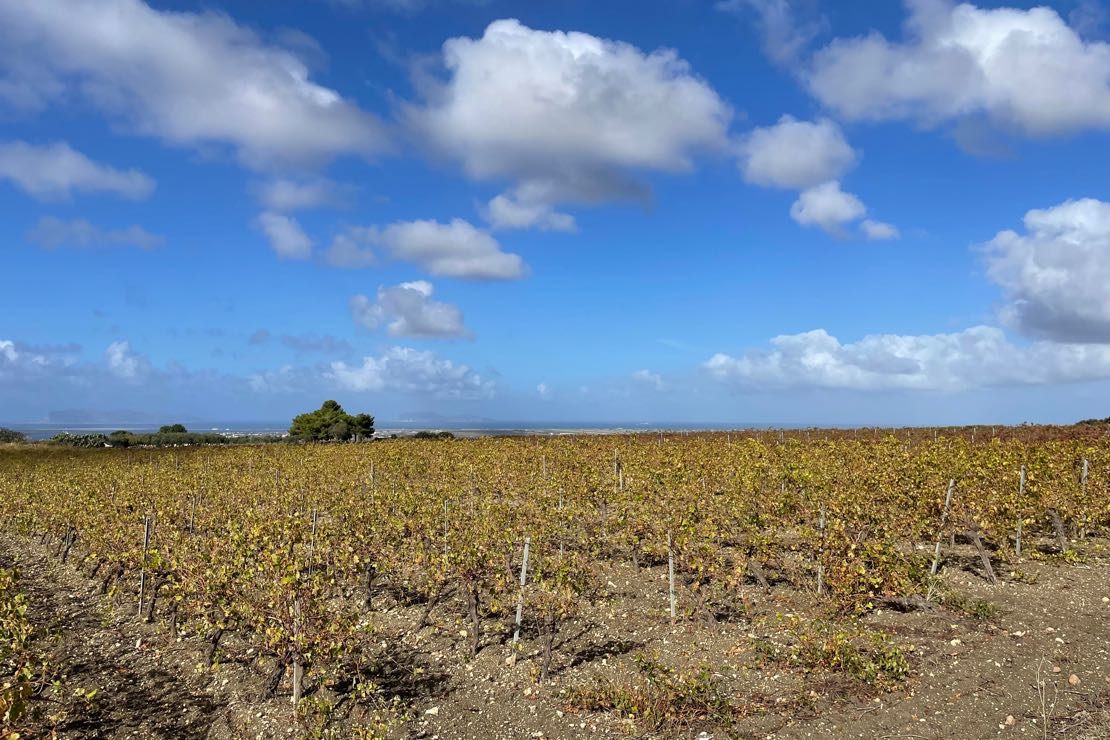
750 617 909 686
0 428 26 444
567 654 745 733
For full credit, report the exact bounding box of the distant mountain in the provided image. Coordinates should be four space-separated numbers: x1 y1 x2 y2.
47 409 201 425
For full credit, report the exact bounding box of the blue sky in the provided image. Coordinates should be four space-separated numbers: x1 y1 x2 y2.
3 0 1110 426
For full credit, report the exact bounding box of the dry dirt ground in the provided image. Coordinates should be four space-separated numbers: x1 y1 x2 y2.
3 534 1108 739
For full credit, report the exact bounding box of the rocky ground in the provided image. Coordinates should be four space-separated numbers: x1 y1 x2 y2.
2 534 1108 739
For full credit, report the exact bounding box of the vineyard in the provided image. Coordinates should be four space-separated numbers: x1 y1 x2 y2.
2 427 1109 738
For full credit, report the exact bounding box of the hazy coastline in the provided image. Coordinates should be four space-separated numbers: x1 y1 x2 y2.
5 420 805 441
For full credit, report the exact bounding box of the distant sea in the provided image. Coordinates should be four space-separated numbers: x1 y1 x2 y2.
10 421 290 441
7 420 797 442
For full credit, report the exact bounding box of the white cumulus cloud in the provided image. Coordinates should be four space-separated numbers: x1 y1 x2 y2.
254 177 347 211
0 340 99 391
327 347 494 398
408 18 731 228
861 219 900 240
486 185 577 232
717 0 827 66
383 219 525 280
738 116 856 189
380 220 524 279
0 0 388 168
808 0 1110 136
983 198 1110 343
789 181 866 235
350 281 472 339
325 226 378 268
735 116 894 236
705 326 1110 391
325 219 523 278
255 212 314 261
0 340 77 381
0 140 154 200
105 340 150 381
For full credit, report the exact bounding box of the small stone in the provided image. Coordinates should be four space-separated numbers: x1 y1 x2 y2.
425 706 439 716
1005 715 1016 726
1069 674 1081 686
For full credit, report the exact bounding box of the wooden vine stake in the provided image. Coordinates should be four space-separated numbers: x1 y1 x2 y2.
930 479 956 576
138 514 152 617
558 493 565 557
309 508 319 575
667 531 676 622
292 598 304 706
61 526 77 564
1080 458 1089 538
1015 465 1026 557
816 503 827 595
1048 508 1068 553
510 536 531 665
443 500 449 561
970 529 998 585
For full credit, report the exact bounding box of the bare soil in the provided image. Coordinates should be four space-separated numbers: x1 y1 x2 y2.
0 543 288 739
3 534 1108 739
